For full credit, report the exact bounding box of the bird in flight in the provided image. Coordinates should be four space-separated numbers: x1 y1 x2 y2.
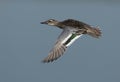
41 19 101 63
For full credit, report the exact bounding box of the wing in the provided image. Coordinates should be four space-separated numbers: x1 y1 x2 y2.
42 28 82 63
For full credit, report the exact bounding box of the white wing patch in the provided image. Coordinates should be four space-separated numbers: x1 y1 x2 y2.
61 33 72 44
66 34 82 47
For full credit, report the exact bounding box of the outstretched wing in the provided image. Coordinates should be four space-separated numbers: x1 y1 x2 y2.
42 28 82 63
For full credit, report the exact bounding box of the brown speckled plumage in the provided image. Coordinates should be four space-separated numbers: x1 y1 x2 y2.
41 19 102 63
60 19 88 28
58 19 101 38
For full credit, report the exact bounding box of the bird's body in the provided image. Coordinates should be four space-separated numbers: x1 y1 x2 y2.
41 19 101 63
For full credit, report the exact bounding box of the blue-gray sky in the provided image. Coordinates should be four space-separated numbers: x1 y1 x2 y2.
0 0 120 82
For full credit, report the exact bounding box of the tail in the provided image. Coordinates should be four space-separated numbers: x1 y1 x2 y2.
86 26 101 38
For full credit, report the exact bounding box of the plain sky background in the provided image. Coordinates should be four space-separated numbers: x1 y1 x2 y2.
0 0 120 82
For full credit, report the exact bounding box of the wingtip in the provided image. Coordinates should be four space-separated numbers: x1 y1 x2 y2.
41 57 56 63
41 59 50 63
41 59 54 63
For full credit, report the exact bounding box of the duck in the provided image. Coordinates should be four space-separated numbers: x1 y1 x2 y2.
41 19 101 63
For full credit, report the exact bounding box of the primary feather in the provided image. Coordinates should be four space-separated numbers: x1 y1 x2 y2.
41 19 101 63
42 27 82 63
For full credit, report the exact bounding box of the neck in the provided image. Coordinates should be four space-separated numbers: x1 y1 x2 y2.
56 22 65 29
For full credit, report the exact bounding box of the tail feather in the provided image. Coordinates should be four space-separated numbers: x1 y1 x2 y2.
86 26 101 38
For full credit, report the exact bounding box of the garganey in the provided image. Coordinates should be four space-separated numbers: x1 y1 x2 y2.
41 19 101 63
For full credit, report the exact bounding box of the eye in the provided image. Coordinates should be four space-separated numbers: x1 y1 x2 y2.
49 19 54 22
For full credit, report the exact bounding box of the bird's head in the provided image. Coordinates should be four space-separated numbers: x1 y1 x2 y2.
41 19 59 26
